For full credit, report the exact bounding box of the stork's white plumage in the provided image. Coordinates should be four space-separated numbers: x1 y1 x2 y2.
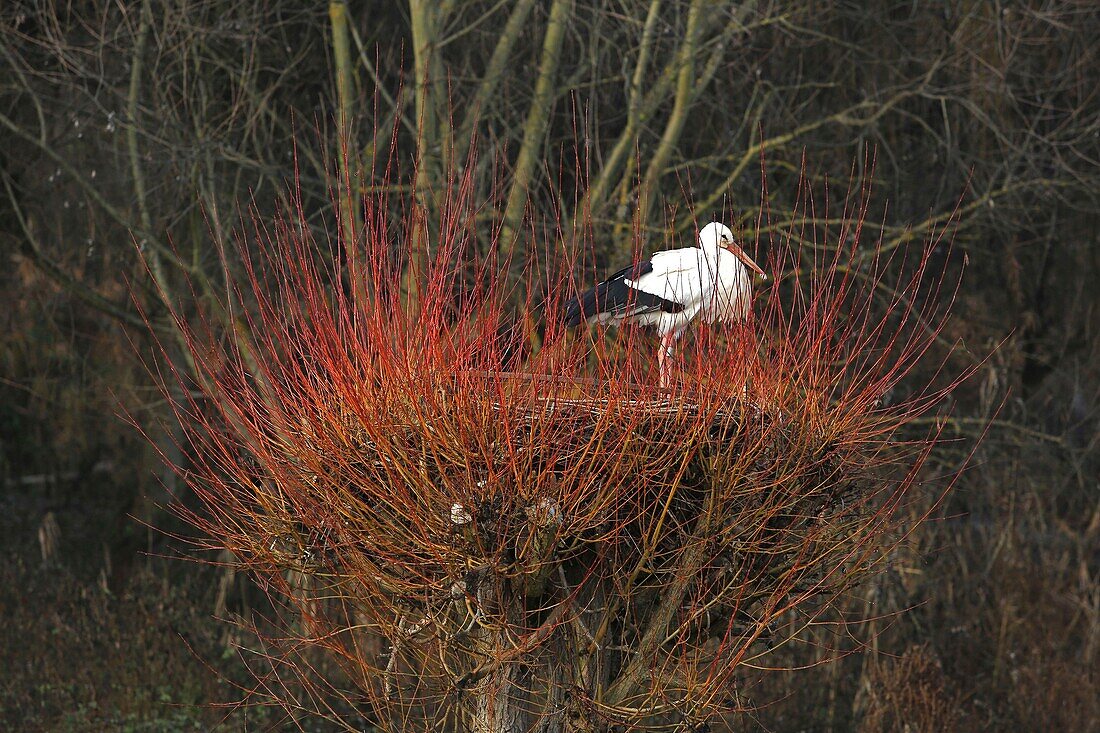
564 222 765 387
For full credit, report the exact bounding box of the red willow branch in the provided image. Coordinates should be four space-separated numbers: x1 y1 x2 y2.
144 142 973 730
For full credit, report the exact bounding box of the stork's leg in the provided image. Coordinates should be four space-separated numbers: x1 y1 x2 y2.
658 333 677 388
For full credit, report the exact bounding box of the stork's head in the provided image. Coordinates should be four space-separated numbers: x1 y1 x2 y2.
699 222 766 278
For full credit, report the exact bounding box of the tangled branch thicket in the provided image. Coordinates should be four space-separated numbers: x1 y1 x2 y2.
144 154 971 731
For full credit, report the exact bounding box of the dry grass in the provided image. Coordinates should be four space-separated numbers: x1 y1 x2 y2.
0 552 259 732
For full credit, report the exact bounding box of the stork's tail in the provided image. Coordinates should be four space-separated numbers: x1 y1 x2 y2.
562 284 604 327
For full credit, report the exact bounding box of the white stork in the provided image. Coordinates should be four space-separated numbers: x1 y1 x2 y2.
564 222 765 387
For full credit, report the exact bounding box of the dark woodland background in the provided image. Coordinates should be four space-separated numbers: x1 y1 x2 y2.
1 1 1097 731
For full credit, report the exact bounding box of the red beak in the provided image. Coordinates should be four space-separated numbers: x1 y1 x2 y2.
727 244 766 278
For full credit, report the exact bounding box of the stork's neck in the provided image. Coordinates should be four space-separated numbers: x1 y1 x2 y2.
698 239 722 258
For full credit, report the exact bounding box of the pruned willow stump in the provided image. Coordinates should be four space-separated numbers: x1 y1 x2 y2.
257 372 878 732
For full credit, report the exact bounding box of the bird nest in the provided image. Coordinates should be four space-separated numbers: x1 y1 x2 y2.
262 369 863 595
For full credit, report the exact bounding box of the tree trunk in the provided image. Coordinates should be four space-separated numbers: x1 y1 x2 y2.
472 578 529 733
473 653 526 733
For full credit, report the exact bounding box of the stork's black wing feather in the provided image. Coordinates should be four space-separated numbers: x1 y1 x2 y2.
563 260 685 327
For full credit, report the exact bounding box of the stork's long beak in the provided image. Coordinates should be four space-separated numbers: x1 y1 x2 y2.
727 244 766 279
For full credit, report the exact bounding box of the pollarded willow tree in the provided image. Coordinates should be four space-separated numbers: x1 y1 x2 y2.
145 154 970 731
